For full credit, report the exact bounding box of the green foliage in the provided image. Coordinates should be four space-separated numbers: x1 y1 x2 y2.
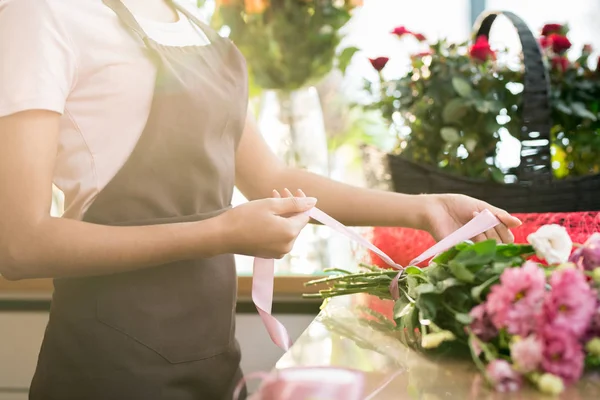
361 29 600 181
211 1 358 92
304 240 536 354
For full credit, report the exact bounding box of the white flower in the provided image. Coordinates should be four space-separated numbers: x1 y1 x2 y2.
527 225 572 265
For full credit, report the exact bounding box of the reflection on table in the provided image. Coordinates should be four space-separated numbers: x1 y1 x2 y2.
276 295 600 399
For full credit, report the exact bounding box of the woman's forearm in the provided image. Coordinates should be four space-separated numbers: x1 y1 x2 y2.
271 167 431 229
0 216 226 280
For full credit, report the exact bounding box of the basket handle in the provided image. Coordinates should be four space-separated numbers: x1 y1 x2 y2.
473 11 553 183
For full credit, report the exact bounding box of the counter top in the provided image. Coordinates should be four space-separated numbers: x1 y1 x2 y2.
275 295 600 399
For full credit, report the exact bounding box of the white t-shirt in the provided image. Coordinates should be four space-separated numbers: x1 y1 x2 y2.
0 0 213 220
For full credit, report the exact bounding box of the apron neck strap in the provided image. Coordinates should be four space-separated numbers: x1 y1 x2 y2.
102 0 221 47
102 0 150 45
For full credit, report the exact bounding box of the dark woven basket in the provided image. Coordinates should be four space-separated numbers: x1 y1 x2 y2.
387 11 600 213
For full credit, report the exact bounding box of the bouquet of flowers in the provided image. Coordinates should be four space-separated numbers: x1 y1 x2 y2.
305 227 600 395
361 23 600 181
211 0 363 92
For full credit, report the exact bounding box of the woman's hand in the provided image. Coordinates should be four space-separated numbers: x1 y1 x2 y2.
218 189 316 259
423 194 522 243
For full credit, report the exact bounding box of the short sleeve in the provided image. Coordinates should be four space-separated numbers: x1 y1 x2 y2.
0 0 77 117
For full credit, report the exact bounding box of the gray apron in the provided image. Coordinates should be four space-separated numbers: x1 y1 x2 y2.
29 0 248 398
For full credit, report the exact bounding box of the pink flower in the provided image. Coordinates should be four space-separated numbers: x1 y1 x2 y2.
486 360 522 392
391 26 411 37
540 326 585 384
570 233 600 271
584 301 600 341
469 304 498 341
544 268 596 337
485 262 546 336
510 335 543 373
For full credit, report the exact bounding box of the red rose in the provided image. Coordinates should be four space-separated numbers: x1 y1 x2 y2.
548 34 572 53
539 36 550 49
391 26 411 37
412 50 433 58
369 57 389 72
469 36 496 62
541 23 563 36
413 33 427 42
552 56 569 72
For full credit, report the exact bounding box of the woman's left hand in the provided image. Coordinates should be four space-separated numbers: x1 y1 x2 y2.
423 194 522 243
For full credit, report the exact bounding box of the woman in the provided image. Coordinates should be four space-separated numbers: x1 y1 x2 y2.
0 0 520 399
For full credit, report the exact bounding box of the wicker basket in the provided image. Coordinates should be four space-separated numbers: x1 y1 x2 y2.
386 11 600 213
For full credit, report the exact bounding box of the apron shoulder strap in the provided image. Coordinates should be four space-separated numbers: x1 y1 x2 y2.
171 1 222 44
102 0 151 46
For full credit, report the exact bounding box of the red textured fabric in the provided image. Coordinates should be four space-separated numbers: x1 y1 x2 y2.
368 212 600 267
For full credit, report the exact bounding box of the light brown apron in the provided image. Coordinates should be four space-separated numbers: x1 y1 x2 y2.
29 0 248 398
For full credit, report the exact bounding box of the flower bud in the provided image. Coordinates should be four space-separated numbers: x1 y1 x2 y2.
421 330 455 349
585 338 600 356
537 373 565 395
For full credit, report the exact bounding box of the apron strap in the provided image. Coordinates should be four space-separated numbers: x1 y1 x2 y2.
171 1 222 45
102 0 150 46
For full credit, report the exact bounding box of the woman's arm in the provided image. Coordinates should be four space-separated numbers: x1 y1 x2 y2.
235 114 521 242
0 111 315 280
0 111 230 280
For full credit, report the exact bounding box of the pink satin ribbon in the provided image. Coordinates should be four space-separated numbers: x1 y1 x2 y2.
252 208 500 352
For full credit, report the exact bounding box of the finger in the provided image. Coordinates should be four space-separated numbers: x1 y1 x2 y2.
296 189 307 198
286 212 311 231
494 224 515 244
491 207 522 229
484 228 502 243
283 188 294 198
270 196 317 215
472 233 487 243
272 189 281 198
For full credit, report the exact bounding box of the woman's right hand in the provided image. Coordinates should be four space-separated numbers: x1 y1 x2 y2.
218 190 316 259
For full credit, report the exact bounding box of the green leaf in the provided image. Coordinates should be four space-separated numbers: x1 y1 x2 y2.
416 294 438 320
436 277 463 292
448 261 476 283
452 240 497 267
393 298 413 319
571 102 597 121
416 283 438 295
471 276 499 302
440 127 460 143
405 266 424 275
455 313 473 325
337 46 360 75
555 101 572 115
452 77 473 98
442 98 469 123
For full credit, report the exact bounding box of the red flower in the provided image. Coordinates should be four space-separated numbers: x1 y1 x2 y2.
391 26 412 37
539 36 550 49
597 55 600 72
541 23 564 36
469 36 496 62
552 56 569 72
548 34 572 53
411 50 433 58
369 57 389 72
413 33 427 42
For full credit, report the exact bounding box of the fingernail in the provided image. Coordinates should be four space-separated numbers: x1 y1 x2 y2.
304 197 317 206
